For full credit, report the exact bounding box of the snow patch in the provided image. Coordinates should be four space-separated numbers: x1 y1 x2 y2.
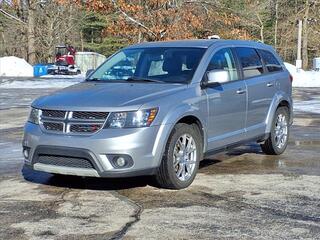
294 99 320 114
40 73 85 79
284 62 320 88
293 71 320 88
0 56 34 77
0 78 83 89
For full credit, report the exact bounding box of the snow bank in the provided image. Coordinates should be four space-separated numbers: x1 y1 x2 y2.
293 71 320 87
284 62 320 88
0 78 83 89
40 74 85 79
294 99 320 114
0 56 34 77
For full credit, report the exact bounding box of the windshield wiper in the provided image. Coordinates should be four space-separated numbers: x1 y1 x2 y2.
126 77 164 83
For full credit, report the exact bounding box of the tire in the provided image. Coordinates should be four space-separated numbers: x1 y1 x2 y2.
261 106 290 155
154 123 202 189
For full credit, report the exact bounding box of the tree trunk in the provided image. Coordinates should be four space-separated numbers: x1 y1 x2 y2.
274 0 278 49
302 0 309 70
256 13 264 43
80 30 84 51
0 31 5 55
27 0 36 64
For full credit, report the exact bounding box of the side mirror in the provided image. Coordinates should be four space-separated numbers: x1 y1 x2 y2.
86 69 94 78
202 70 230 88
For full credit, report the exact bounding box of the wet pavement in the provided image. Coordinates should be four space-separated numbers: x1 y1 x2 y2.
0 85 319 239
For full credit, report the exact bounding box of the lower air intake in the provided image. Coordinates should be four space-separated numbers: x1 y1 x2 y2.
37 155 94 169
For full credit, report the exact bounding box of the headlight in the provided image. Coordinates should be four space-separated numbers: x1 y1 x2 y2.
28 108 41 125
105 108 158 128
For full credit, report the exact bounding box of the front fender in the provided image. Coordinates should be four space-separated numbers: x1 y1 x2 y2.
265 92 293 134
151 103 207 167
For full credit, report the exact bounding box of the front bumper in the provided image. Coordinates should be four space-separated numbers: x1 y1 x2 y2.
23 122 172 177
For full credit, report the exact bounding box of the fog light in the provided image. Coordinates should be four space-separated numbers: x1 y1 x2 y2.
116 157 126 167
23 147 30 159
108 154 133 169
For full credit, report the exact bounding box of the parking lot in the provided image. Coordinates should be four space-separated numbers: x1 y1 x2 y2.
0 82 319 239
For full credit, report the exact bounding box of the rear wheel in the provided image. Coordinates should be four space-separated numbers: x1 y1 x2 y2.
154 123 202 189
261 107 290 155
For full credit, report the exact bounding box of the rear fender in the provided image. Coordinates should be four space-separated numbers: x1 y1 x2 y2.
265 92 293 134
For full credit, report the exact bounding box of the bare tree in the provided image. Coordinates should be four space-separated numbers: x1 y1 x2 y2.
26 0 36 64
274 0 278 49
302 0 309 69
0 0 86 63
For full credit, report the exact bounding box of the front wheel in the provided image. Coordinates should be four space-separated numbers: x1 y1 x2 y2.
154 123 202 189
261 107 290 155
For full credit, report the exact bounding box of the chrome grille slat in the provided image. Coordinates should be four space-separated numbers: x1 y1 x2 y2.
41 116 66 122
40 110 109 134
68 119 106 123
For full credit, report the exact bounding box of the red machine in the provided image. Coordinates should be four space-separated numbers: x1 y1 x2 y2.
48 45 81 75
55 45 76 65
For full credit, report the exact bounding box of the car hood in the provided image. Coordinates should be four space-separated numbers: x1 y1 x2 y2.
32 81 187 111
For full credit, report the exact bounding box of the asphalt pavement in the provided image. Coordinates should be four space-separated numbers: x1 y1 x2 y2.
0 84 319 240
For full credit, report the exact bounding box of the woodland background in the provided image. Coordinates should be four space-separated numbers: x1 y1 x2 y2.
0 0 319 69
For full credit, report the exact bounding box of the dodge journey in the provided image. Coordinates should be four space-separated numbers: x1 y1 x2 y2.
23 40 293 189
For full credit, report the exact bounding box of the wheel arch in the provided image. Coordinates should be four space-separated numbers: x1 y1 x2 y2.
175 115 205 154
278 99 290 111
152 110 207 167
265 93 293 134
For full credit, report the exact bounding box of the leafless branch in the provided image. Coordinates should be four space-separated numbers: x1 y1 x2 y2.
0 8 26 25
111 0 157 38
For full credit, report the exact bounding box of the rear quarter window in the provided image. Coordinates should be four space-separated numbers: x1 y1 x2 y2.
259 49 283 73
235 47 264 79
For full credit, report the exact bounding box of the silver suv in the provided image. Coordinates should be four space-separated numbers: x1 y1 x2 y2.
23 40 293 189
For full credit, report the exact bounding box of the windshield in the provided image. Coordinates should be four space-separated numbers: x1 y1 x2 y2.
56 47 67 55
88 47 206 84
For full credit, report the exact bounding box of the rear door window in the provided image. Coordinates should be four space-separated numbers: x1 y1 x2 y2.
259 50 283 73
235 47 264 78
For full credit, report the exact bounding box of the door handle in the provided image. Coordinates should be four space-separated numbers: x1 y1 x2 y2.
267 82 274 87
236 89 246 94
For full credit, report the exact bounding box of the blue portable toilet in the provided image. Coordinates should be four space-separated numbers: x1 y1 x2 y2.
34 64 50 77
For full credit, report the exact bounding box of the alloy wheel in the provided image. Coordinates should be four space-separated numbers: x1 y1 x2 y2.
274 113 288 149
173 134 197 181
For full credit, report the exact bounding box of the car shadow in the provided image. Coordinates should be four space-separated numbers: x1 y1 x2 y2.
225 143 264 156
22 144 262 191
22 159 226 191
199 159 222 168
22 166 152 191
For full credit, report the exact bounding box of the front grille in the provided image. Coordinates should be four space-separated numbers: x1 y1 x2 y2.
70 124 103 133
40 109 108 134
72 111 108 120
43 122 63 132
42 110 66 118
37 155 94 169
